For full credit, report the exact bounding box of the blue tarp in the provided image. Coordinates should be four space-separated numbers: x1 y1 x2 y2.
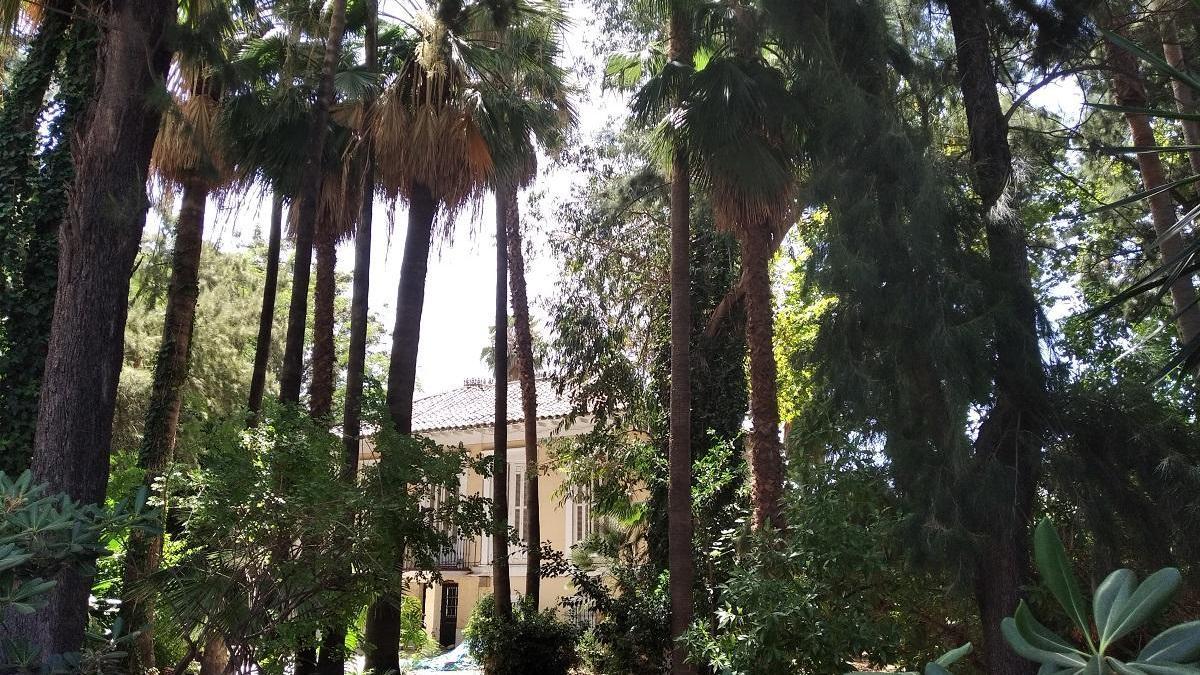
409 642 480 672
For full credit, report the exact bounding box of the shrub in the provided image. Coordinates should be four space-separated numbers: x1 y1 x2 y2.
465 594 581 675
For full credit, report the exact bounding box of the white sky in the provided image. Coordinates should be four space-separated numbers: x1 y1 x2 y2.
183 0 627 397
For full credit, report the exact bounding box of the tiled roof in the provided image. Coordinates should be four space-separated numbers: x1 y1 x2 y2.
412 378 574 433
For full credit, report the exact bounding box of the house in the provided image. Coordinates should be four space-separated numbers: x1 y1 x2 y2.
359 376 599 648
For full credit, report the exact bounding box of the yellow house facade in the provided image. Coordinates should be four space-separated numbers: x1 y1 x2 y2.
359 377 599 648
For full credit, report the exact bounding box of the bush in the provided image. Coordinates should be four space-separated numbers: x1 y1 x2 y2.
465 594 581 675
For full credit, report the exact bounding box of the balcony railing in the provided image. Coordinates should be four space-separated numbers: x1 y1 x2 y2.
405 535 481 571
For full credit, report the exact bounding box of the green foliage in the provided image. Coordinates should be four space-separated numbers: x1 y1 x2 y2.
147 395 489 672
1002 519 1200 674
0 471 158 672
464 594 581 675
398 595 435 655
683 452 963 675
568 560 670 674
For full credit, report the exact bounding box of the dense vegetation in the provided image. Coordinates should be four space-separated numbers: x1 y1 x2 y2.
3 0 1200 673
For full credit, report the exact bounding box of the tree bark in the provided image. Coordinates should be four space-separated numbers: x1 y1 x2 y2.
121 177 208 672
1156 0 1200 175
1104 27 1200 347
504 186 541 609
309 220 337 419
247 193 284 420
0 0 79 475
14 0 173 654
364 181 438 672
667 6 696 672
198 634 229 675
946 0 1047 672
740 222 785 533
492 184 514 622
277 0 347 404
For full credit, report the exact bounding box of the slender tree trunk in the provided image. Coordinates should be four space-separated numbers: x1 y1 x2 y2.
492 185 514 622
309 222 337 419
0 0 81 474
946 1 1047 672
1105 28 1200 347
248 193 284 419
277 0 347 404
740 222 785 532
12 0 173 654
364 181 439 672
317 7 375 672
121 177 208 672
667 5 696 671
504 186 541 609
1156 0 1200 175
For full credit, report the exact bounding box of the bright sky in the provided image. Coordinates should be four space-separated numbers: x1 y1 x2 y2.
185 1 627 397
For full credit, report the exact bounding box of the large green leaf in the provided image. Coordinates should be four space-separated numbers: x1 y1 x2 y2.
1102 30 1200 92
1126 663 1200 675
1087 102 1200 123
1015 601 1087 657
1003 618 1090 669
1094 569 1136 643
1102 568 1182 649
1109 658 1151 675
1034 520 1094 648
1140 622 1200 664
935 643 973 667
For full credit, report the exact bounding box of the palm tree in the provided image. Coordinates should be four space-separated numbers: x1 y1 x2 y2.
121 58 236 670
481 0 572 611
657 3 799 533
276 0 350 405
13 0 174 655
363 0 495 663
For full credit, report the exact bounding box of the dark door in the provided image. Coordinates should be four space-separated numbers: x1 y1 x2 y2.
438 582 459 647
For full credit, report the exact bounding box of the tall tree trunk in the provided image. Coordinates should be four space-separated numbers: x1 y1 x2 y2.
740 222 785 532
1104 27 1200 347
12 0 173 654
946 1 1047 672
667 4 696 672
364 181 438 672
504 186 541 609
248 192 284 419
198 634 229 675
121 177 208 672
277 0 347 404
0 0 81 474
492 185 514 622
1156 0 1200 175
309 222 337 419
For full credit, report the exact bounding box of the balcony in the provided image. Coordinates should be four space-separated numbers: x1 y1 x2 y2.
405 535 481 571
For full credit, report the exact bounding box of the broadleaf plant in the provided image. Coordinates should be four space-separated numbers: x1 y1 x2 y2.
1003 519 1200 675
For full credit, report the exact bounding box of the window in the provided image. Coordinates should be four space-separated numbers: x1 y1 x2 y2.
568 482 597 547
511 463 527 543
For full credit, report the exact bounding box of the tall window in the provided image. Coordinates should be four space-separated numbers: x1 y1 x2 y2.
511 463 527 544
568 482 597 547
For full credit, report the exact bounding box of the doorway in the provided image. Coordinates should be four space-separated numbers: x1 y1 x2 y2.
438 582 459 647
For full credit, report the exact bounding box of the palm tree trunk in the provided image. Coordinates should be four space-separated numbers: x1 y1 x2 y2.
277 0 347 404
946 1 1047 672
505 187 540 608
248 192 284 419
740 222 785 532
1156 0 1200 175
198 635 229 675
365 181 439 672
1105 28 1200 347
309 221 337 418
492 185 514 622
317 10 376 674
12 0 173 654
667 4 696 672
121 177 208 672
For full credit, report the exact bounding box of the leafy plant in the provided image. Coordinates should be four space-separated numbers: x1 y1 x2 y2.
0 470 158 672
1003 518 1199 674
855 643 974 675
465 594 581 675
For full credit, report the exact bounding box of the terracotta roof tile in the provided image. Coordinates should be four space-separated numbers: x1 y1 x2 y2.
412 378 573 433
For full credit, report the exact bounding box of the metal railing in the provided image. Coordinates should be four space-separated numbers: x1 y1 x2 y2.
405 535 481 571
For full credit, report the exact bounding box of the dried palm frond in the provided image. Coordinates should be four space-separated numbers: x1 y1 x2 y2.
151 93 232 188
370 66 493 216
